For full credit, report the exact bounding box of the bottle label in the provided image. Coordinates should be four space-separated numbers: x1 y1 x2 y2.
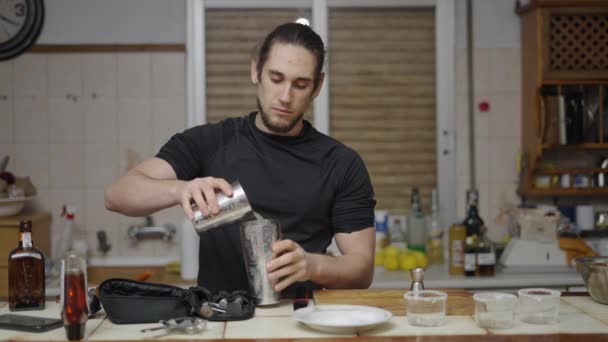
464 253 476 271
477 252 496 265
451 240 464 266
22 233 32 248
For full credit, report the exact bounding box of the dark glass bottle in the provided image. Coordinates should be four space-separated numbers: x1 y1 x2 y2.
9 220 46 311
463 190 483 277
476 227 496 277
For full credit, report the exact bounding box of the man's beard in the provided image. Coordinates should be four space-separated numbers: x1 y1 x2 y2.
257 98 304 134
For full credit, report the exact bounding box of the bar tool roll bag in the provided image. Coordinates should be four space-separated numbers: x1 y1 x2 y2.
96 278 255 324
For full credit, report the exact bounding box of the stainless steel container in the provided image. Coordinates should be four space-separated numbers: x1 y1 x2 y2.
240 219 281 306
191 181 253 233
576 256 608 305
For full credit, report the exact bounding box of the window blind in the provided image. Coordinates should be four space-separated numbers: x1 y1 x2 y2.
329 8 436 211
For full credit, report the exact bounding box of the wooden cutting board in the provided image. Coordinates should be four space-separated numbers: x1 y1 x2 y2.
313 289 474 316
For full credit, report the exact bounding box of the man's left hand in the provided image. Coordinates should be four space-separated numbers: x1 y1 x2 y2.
266 239 316 292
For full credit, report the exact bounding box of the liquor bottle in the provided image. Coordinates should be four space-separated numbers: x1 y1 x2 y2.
448 223 466 275
476 226 495 276
408 187 426 253
426 189 443 264
463 190 484 277
9 220 46 311
61 253 89 340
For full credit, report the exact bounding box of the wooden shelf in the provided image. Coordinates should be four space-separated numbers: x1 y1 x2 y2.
542 143 608 150
522 187 608 196
542 80 608 85
535 168 606 175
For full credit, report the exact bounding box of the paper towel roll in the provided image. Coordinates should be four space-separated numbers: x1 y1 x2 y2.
576 205 594 230
180 218 199 280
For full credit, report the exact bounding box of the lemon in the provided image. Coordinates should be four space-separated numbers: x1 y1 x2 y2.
412 251 428 268
399 254 417 271
374 250 385 266
383 246 402 257
384 255 400 271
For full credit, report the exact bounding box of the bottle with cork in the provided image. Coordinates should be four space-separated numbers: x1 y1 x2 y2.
8 220 46 311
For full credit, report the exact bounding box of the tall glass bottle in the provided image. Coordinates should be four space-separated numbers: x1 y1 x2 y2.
408 187 426 252
426 189 443 264
463 190 483 277
9 220 46 311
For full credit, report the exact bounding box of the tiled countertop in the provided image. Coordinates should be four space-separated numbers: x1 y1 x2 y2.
1 292 608 341
371 263 584 290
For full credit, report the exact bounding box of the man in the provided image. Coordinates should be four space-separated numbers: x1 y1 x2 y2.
105 23 376 294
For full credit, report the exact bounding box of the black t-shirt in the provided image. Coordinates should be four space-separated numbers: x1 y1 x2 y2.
156 112 375 292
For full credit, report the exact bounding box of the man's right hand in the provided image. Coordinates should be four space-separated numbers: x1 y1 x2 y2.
176 177 233 220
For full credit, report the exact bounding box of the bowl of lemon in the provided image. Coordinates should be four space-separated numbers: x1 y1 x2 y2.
376 246 428 271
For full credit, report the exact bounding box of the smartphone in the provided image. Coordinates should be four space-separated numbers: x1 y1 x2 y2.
0 314 63 333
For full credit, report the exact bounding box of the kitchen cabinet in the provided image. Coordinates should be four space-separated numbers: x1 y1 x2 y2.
517 0 608 197
0 212 51 298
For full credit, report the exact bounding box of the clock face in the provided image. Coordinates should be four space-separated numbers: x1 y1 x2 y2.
0 0 28 44
0 0 43 61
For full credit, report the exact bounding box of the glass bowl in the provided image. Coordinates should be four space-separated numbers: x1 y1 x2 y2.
517 288 561 324
473 292 517 329
404 290 447 327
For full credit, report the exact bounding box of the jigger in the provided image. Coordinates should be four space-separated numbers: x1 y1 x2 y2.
409 267 425 291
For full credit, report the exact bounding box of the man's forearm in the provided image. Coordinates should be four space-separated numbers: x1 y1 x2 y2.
105 172 183 217
309 253 374 289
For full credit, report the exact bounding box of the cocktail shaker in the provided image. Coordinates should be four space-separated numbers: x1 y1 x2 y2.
191 181 253 233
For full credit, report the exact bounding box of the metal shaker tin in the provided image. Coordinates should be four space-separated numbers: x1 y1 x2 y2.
191 181 253 233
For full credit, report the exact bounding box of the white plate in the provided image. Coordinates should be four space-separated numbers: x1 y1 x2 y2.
293 304 392 334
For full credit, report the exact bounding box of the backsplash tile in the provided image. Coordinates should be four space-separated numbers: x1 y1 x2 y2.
0 97 13 143
117 97 152 144
117 53 152 98
82 54 117 98
13 54 47 97
13 96 49 143
151 53 185 97
14 143 50 188
0 60 12 96
48 54 82 97
49 97 84 143
151 97 186 145
49 143 84 188
84 97 118 143
84 143 119 187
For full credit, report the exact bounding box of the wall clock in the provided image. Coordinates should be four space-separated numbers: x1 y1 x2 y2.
0 0 44 61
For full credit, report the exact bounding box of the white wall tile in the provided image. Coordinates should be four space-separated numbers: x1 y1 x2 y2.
14 143 49 188
13 96 49 143
487 182 520 241
84 98 118 143
474 94 491 139
84 188 121 258
0 60 12 96
474 136 490 183
84 143 119 187
455 94 469 141
49 143 84 188
48 54 82 97
83 54 117 98
49 189 85 257
28 186 49 214
13 54 47 97
473 48 490 95
0 97 13 143
151 97 186 146
118 98 151 144
455 48 468 96
488 48 521 93
151 53 185 98
117 54 151 98
117 141 153 174
49 97 84 143
489 137 520 183
491 92 521 139
151 206 182 257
